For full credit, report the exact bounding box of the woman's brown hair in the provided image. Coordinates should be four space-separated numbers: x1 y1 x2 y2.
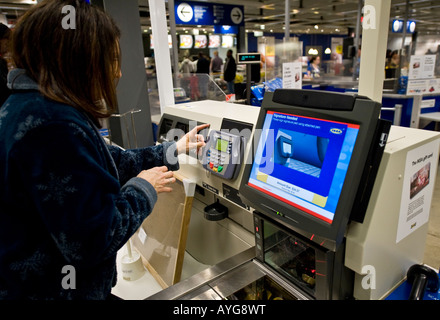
11 0 121 126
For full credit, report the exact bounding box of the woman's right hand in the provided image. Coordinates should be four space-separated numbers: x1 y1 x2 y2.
137 166 175 194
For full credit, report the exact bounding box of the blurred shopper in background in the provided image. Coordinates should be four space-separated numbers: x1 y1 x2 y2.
210 50 223 74
223 49 236 94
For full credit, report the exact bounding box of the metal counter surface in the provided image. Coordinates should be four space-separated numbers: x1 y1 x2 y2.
146 246 312 300
146 247 256 300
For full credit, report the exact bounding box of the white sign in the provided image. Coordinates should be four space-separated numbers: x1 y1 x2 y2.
230 7 243 25
283 62 302 89
407 79 429 95
177 3 194 23
138 227 147 245
421 99 436 109
396 140 440 243
427 78 440 94
409 55 436 80
407 78 440 95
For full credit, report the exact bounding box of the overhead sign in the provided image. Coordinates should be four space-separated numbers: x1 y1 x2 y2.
175 1 244 26
392 19 416 33
214 25 238 34
177 2 194 23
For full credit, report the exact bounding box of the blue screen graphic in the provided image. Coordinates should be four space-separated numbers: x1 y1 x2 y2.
248 111 360 223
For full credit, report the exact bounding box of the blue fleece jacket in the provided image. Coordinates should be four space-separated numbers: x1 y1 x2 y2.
0 69 179 299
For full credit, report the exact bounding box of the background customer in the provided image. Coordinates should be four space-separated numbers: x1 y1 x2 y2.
223 49 236 94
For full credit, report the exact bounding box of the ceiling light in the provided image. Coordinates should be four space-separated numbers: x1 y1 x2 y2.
314 25 319 29
260 4 275 10
308 48 318 55
325 48 332 54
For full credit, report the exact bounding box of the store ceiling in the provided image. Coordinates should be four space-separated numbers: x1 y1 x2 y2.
0 0 439 35
138 0 440 36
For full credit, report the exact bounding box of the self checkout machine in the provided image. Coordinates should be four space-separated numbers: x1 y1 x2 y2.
155 100 261 270
240 89 440 300
149 89 440 300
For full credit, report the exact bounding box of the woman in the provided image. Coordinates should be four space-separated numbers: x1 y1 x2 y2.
307 56 321 79
0 0 208 300
180 54 194 74
389 50 400 68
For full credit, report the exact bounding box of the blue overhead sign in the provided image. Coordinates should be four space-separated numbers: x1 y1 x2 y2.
175 1 244 26
214 25 238 34
392 19 416 33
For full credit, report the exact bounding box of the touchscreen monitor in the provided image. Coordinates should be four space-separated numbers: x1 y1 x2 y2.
239 89 385 246
248 111 360 224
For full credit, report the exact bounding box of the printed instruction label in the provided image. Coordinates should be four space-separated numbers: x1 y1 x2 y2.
282 62 302 89
138 227 147 245
396 140 440 243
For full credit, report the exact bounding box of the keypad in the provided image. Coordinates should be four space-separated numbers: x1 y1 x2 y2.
206 141 231 175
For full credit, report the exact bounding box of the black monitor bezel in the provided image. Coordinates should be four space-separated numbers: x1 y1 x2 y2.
239 89 382 247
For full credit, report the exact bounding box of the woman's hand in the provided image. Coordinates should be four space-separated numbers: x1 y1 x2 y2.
176 123 210 155
137 166 176 194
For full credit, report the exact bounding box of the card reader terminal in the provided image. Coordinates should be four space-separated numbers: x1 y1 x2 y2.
202 130 245 180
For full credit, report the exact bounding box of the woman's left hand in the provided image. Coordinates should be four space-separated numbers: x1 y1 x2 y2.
176 123 210 155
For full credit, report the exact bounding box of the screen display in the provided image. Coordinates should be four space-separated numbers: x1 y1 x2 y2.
222 35 234 48
216 139 229 152
209 35 221 48
179 35 193 49
247 111 360 224
194 35 207 49
150 34 173 49
238 53 261 64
